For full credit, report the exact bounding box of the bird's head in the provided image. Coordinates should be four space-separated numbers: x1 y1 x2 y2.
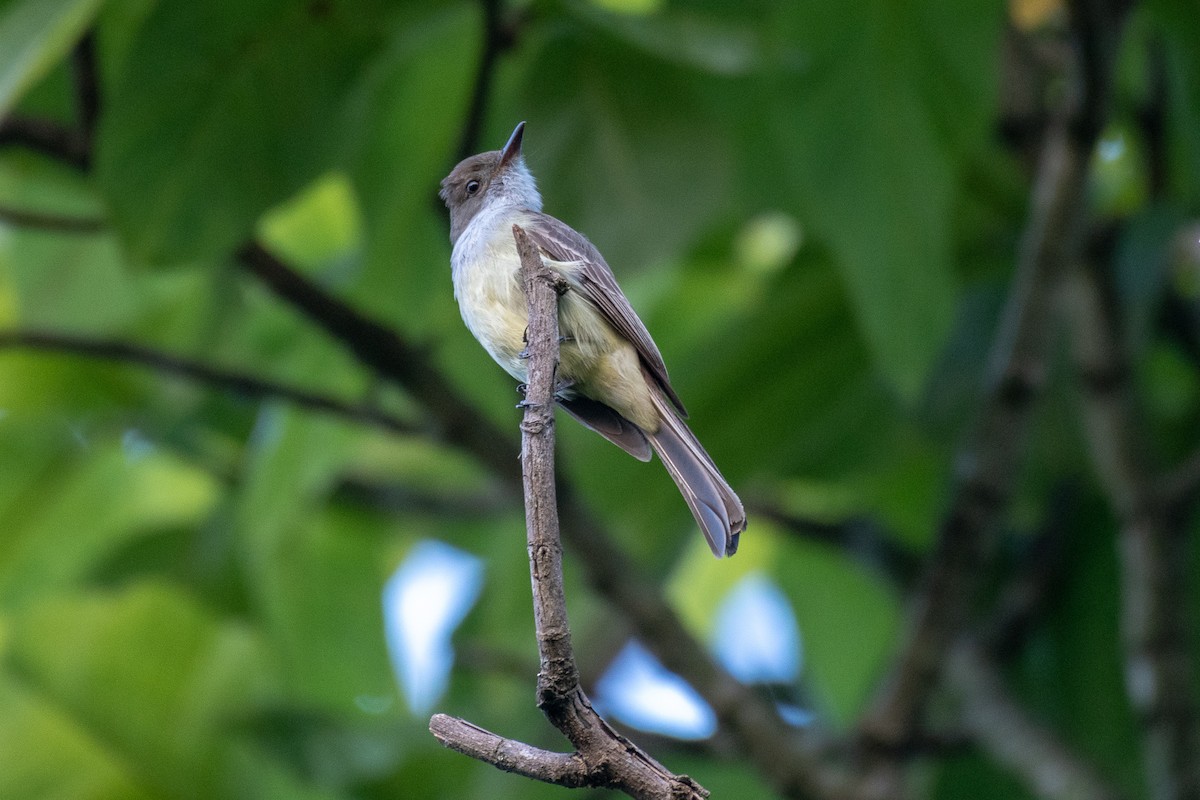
440 121 542 244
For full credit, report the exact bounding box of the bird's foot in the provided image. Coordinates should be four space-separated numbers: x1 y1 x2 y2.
515 383 534 410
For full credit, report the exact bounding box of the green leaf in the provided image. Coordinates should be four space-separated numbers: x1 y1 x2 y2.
506 31 735 270
0 674 154 800
766 0 1002 400
0 439 217 606
570 1 779 75
95 0 393 264
347 4 476 325
1147 0 1200 206
258 171 363 270
6 584 260 797
769 524 900 723
4 583 353 800
233 403 396 713
0 0 105 119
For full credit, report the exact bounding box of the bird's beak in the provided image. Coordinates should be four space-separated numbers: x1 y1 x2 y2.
498 121 526 169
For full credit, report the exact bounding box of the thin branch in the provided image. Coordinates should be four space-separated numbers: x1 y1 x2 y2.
430 715 591 787
239 243 846 799
70 31 100 162
858 83 1087 762
979 487 1074 661
0 329 419 437
1160 446 1200 516
948 639 1130 800
1065 261 1200 800
856 4 1121 769
430 224 708 800
0 204 106 233
554 482 845 799
333 476 513 519
236 242 517 475
0 117 90 170
947 492 1130 800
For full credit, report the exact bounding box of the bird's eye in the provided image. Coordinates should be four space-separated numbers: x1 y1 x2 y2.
466 180 481 195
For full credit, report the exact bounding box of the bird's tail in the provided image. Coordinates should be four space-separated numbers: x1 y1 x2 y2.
645 387 745 557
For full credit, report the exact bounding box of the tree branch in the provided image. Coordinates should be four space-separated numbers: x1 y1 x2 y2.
1160 445 1200 516
236 242 516 473
944 492 1130 800
0 329 419 437
430 224 708 800
858 80 1087 764
1065 260 1200 800
333 476 511 519
979 487 1074 661
237 241 844 798
429 714 591 787
0 204 105 233
70 31 100 164
948 640 1130 800
856 6 1122 773
0 117 90 170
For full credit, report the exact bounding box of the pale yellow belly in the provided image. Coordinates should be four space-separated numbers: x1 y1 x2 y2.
453 241 658 432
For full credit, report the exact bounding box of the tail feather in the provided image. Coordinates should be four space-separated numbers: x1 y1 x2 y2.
557 395 652 461
645 388 745 557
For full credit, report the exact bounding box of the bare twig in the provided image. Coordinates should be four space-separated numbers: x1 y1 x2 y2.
947 490 1130 800
0 329 419 437
430 715 591 787
333 476 512 519
430 225 708 800
555 482 844 800
238 240 843 799
979 487 1074 661
0 204 105 233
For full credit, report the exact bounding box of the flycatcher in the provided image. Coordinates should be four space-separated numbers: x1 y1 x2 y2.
440 122 745 557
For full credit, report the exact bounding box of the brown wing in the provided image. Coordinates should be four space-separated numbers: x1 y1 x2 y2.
523 213 687 416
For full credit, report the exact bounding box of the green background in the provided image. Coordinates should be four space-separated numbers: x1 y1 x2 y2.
0 0 1197 797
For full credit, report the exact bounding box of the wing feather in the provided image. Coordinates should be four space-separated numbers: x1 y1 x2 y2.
523 214 687 416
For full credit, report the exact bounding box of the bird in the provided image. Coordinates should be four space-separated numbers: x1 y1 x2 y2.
439 121 745 557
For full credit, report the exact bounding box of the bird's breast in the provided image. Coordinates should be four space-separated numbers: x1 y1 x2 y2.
452 220 529 381
450 213 654 428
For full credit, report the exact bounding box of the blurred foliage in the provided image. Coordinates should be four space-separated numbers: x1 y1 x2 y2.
0 0 1198 798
